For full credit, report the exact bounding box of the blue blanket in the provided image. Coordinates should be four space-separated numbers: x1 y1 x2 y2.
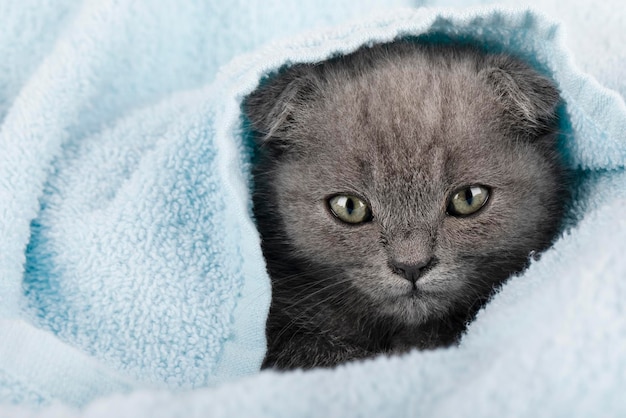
1 0 626 416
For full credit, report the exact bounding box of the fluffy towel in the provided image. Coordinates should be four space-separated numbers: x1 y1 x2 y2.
0 0 412 406
1 1 625 417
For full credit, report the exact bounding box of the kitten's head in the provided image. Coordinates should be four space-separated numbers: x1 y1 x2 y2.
245 42 566 326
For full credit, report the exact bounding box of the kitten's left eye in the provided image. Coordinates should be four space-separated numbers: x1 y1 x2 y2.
447 185 490 217
328 195 372 224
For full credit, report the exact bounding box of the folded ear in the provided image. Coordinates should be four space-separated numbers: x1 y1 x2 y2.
480 55 560 137
243 64 320 149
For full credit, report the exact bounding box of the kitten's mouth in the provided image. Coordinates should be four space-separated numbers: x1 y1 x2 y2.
407 286 424 297
395 274 454 304
403 284 438 300
398 289 425 304
391 278 437 300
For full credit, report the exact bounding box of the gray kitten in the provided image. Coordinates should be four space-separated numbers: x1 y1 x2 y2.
244 41 567 370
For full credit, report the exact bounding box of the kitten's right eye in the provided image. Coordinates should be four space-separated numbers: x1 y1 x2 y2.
328 195 372 224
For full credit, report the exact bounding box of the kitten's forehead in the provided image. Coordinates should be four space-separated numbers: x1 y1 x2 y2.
305 58 503 192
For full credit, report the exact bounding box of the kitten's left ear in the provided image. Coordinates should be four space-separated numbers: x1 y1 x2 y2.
480 55 560 137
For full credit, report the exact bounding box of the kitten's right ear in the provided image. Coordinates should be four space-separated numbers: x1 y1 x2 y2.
243 64 319 149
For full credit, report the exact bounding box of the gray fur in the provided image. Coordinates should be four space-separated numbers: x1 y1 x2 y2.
244 41 567 370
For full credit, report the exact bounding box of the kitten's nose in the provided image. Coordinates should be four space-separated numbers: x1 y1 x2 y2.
390 259 432 284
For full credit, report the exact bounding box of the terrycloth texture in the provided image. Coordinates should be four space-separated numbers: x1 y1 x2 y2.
0 0 414 406
1 1 626 418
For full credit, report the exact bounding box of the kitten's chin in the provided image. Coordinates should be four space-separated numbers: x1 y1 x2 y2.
376 282 456 324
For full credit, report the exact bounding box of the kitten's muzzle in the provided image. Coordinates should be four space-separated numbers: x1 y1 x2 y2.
389 258 436 285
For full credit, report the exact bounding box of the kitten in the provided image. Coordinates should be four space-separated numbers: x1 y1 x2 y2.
244 41 567 370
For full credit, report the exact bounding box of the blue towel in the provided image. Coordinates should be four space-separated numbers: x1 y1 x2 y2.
1 1 625 416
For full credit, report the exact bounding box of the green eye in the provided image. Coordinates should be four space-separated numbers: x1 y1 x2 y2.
447 185 490 217
328 195 372 224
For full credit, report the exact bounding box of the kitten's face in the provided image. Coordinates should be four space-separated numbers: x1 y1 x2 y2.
248 43 565 326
